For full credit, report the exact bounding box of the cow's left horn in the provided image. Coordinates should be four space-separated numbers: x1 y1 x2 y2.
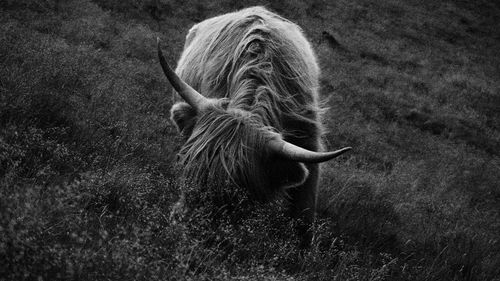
157 37 209 111
268 139 351 163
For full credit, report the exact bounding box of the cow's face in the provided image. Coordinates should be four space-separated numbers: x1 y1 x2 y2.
170 100 309 200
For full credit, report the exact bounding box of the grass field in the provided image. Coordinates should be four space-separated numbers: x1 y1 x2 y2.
1 0 499 280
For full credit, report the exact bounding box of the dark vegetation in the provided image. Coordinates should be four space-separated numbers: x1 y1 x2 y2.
1 0 500 280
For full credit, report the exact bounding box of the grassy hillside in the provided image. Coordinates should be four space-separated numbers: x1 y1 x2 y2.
1 0 499 280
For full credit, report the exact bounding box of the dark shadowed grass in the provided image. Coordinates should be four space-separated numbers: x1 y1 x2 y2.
1 0 500 280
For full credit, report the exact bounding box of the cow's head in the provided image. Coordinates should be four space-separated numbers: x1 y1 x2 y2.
158 38 351 200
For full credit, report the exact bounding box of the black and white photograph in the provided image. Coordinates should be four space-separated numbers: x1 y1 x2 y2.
1 0 499 280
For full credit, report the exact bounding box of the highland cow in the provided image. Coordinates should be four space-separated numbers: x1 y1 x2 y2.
158 6 351 244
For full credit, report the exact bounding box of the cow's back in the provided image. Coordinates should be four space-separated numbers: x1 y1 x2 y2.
175 6 320 106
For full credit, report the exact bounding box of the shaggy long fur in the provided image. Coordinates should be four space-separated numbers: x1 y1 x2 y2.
171 6 324 202
178 103 309 201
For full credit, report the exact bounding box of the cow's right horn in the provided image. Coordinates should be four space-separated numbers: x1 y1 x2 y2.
157 37 209 111
268 138 351 163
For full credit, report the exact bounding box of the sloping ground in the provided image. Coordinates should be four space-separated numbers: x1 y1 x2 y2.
1 0 499 280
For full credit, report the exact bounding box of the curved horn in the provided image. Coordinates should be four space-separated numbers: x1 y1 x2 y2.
268 139 352 163
157 37 209 111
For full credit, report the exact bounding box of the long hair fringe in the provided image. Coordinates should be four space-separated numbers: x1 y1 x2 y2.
178 106 282 200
